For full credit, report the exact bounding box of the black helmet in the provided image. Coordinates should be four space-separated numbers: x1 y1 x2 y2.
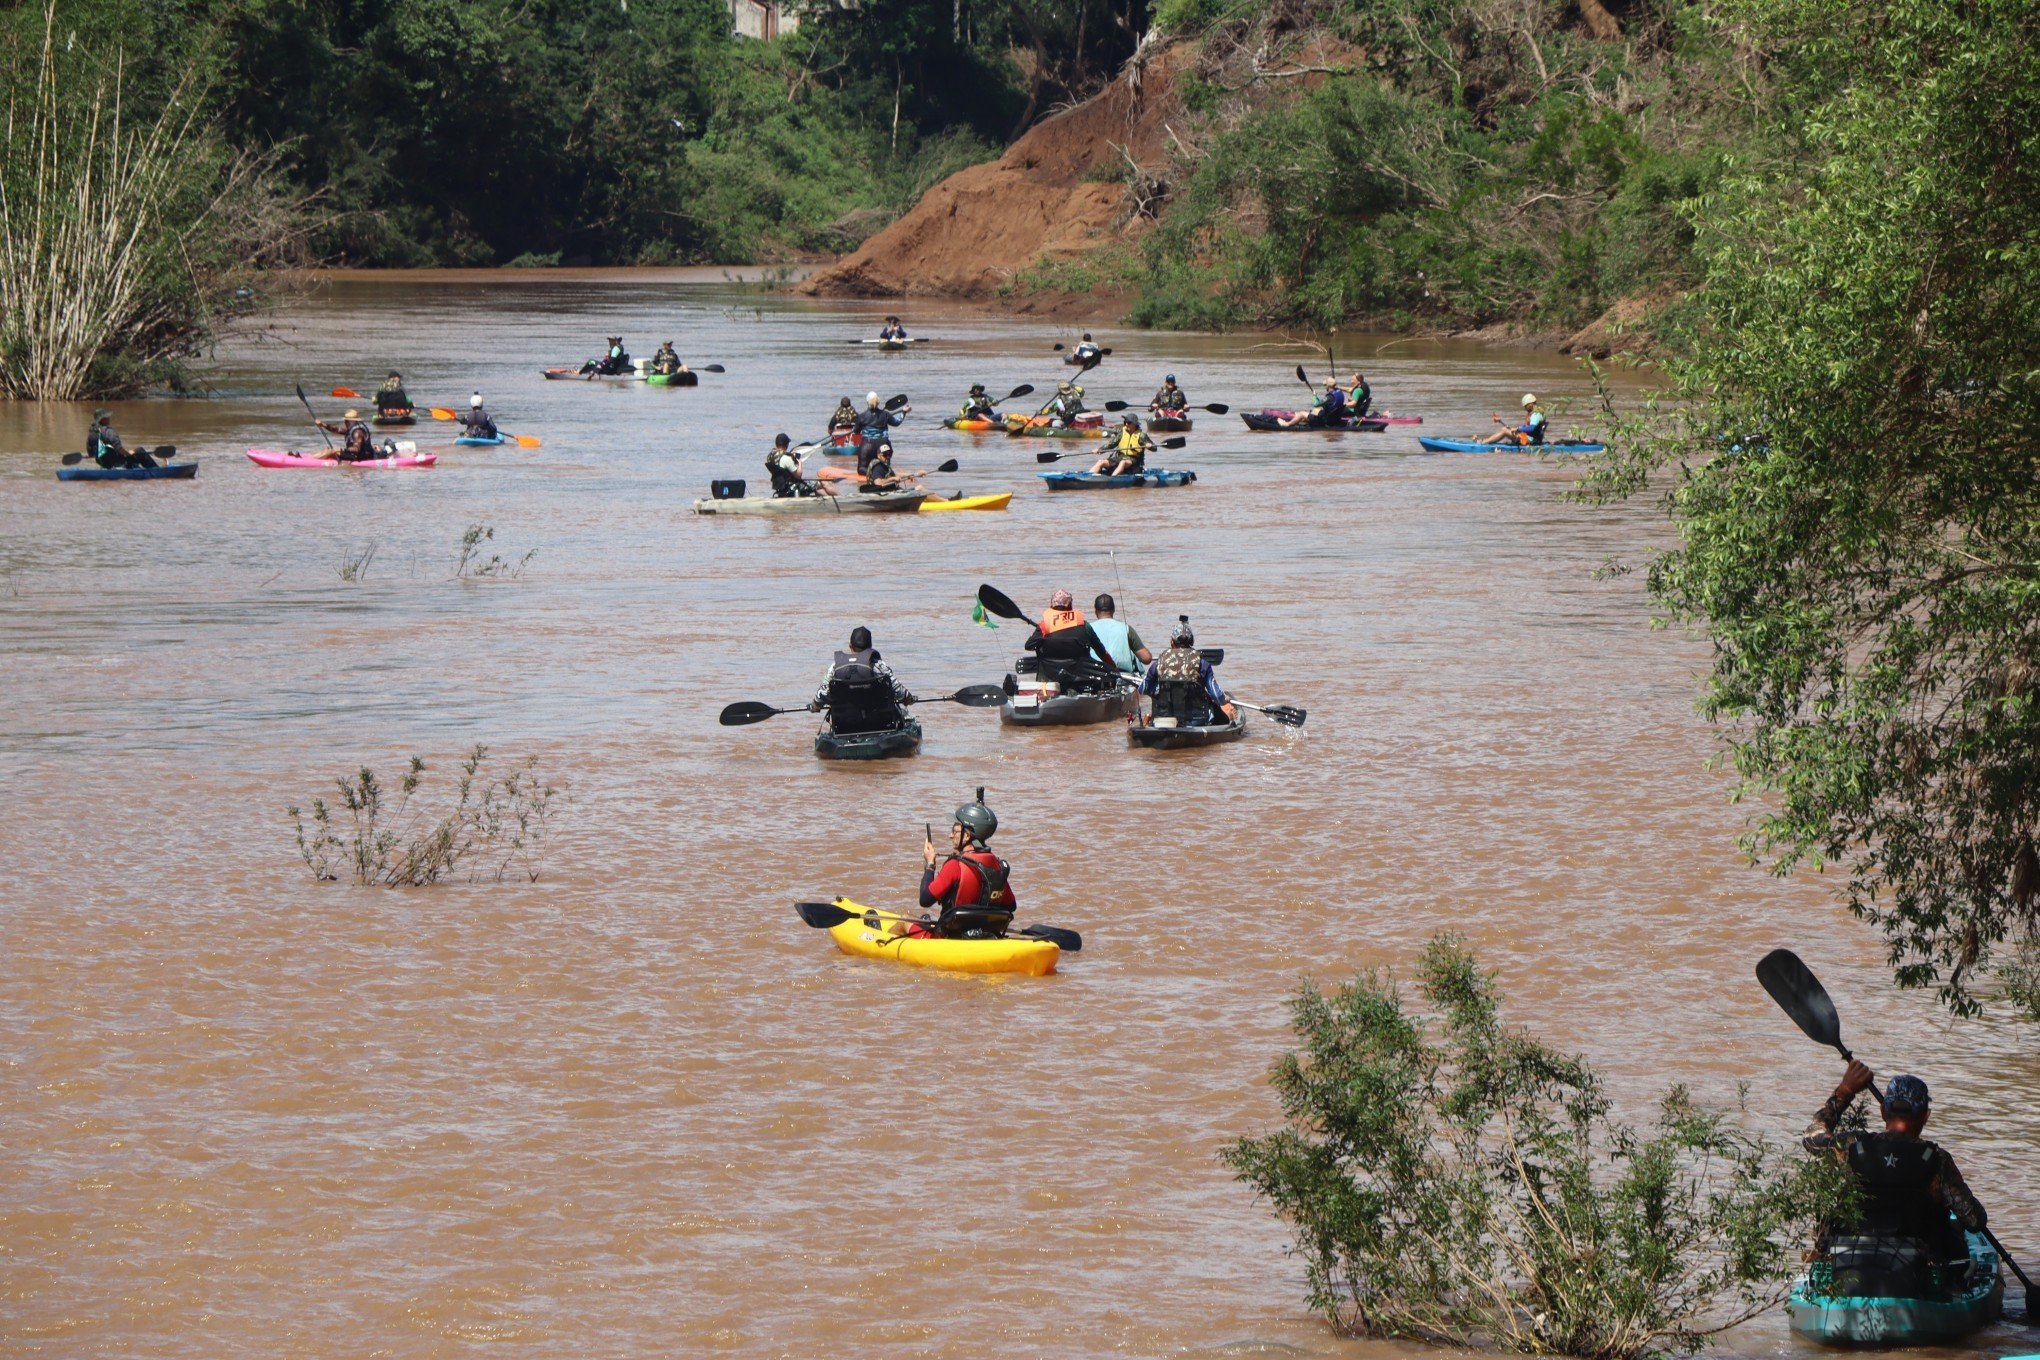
954 786 997 842
1883 1075 1931 1116
1165 373 1176 383
774 432 790 447
849 625 872 651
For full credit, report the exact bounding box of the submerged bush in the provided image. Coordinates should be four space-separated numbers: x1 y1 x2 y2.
1226 936 1844 1359
289 746 559 886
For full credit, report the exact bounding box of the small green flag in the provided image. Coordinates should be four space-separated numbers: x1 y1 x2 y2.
971 600 998 629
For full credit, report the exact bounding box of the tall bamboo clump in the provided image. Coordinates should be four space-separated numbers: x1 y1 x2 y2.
0 4 303 400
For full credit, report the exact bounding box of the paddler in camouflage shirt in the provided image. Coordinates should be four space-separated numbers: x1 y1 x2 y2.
1803 1060 1987 1260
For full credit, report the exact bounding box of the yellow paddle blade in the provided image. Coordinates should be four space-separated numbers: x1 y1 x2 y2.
513 434 541 448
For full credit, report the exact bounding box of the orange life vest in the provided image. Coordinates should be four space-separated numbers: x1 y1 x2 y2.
1039 607 1085 635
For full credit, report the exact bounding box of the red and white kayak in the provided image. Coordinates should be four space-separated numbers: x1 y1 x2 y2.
246 448 437 469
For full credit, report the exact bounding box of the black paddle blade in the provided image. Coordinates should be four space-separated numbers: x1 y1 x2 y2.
1262 704 1307 727
1200 648 1225 665
704 364 726 373
886 393 909 409
1100 347 1113 356
1104 400 1130 411
1035 449 1062 463
1016 923 1082 952
719 701 785 727
60 452 84 465
1203 403 1230 414
949 683 1007 708
977 583 1027 621
1053 342 1066 350
1757 949 1847 1053
1006 383 1035 399
794 900 857 928
1160 437 1188 450
935 458 959 472
1294 364 1310 385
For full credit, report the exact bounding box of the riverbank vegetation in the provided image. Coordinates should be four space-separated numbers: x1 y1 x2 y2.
1579 0 2040 1018
289 747 559 886
1228 936 1842 1357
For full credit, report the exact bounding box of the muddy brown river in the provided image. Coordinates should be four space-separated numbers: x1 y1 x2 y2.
2 271 2034 1358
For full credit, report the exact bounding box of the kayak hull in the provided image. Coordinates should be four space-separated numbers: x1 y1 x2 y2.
1417 436 1606 453
1786 1232 2002 1347
1002 687 1135 726
1041 469 1196 490
920 492 1012 512
1148 415 1193 432
372 413 415 427
246 448 436 469
815 719 921 761
1006 424 1102 439
942 418 999 432
454 434 509 446
824 898 1058 975
644 371 699 386
1241 411 1388 433
542 366 641 382
692 490 927 515
828 429 862 449
58 461 198 481
1129 711 1249 748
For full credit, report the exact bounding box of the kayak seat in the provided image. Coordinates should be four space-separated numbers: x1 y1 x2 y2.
1823 1233 1976 1299
1151 678 1213 726
940 905 1013 939
1042 659 1119 695
826 679 906 736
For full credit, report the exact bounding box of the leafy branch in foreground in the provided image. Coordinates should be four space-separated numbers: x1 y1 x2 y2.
1576 0 2040 1016
1226 936 1843 1359
288 745 559 886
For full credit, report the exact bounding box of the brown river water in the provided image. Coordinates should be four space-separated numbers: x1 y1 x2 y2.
3 270 2035 1359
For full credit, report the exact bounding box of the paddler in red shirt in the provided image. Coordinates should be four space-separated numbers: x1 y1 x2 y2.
892 789 1016 939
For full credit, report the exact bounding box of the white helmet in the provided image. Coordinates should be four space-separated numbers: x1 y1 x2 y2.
1521 393 1538 408
866 391 881 407
470 393 484 408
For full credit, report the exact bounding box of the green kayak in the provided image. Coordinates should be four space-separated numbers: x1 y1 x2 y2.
1786 1231 2002 1346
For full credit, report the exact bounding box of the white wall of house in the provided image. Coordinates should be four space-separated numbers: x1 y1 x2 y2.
731 0 797 39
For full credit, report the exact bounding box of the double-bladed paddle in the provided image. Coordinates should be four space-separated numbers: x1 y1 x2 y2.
296 383 335 448
793 900 1081 952
813 459 959 484
1102 400 1231 415
1755 948 2033 1315
1233 699 1307 727
721 684 1006 726
1034 437 1187 463
420 408 541 447
975 584 1224 663
60 444 178 467
1052 342 1113 357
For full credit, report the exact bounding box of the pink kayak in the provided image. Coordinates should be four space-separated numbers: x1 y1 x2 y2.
1372 412 1425 425
246 448 437 469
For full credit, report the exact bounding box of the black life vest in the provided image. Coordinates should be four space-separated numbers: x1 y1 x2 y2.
832 648 879 682
935 848 1013 937
1845 1133 1950 1244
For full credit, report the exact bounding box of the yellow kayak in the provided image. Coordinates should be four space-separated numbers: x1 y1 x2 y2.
824 898 1059 975
919 492 1013 513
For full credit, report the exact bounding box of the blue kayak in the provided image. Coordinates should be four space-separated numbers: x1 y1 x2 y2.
58 461 198 481
1040 469 1196 490
1786 1230 2002 1346
1417 436 1605 454
455 434 509 446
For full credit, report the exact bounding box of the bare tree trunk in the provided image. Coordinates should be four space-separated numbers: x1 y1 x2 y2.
1577 0 1622 41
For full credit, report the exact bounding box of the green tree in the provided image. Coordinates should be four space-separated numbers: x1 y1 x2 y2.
1226 936 1842 1358
1583 0 2040 1013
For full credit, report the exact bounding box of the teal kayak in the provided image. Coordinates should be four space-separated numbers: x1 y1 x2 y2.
1786 1231 2002 1346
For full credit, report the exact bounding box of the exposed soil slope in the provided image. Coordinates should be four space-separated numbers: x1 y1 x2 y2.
801 45 1188 299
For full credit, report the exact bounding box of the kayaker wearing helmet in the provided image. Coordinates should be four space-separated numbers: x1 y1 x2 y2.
765 433 815 497
374 371 412 419
958 383 998 423
810 625 913 713
855 391 908 474
1090 413 1152 476
1141 617 1235 725
1277 377 1349 429
85 410 156 469
457 393 498 441
892 789 1016 940
648 341 682 376
880 316 908 341
315 409 380 462
1480 394 1548 445
1803 1062 1987 1272
1089 594 1152 675
1023 589 1121 686
581 337 632 376
1150 374 1188 416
